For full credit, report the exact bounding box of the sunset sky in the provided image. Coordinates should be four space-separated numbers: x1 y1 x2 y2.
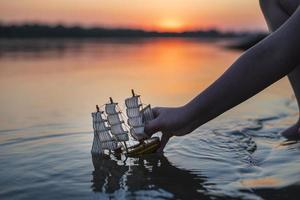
0 0 266 32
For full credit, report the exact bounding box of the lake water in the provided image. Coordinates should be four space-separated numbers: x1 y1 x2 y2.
0 38 299 200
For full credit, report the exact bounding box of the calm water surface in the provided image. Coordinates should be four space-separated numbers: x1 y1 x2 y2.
0 38 299 200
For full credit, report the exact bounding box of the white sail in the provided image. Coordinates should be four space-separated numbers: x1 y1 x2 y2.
126 107 140 118
141 105 154 121
127 116 143 127
125 91 153 141
97 130 114 142
114 133 129 141
111 124 127 135
93 121 107 132
105 103 118 115
110 124 129 141
101 140 118 150
105 102 129 142
107 114 122 125
91 133 102 154
91 111 118 154
125 96 140 108
130 127 146 141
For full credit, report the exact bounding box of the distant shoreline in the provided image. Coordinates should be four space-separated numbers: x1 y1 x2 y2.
0 23 264 39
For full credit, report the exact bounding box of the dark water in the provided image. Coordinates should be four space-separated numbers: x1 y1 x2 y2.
0 38 299 200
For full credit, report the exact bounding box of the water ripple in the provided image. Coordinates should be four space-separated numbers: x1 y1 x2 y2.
0 131 91 147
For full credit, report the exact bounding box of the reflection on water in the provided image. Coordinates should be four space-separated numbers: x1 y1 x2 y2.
0 38 237 131
91 154 207 199
0 38 300 200
241 177 282 188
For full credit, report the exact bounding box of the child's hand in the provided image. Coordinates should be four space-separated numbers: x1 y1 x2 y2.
145 106 198 152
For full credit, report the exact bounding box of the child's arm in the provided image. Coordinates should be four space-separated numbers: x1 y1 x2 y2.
145 6 300 152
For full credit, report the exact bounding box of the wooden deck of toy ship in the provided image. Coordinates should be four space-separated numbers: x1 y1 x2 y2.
126 137 160 156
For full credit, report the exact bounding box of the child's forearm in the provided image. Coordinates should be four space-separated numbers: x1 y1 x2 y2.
184 8 300 127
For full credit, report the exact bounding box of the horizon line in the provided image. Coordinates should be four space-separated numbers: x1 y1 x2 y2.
0 21 267 34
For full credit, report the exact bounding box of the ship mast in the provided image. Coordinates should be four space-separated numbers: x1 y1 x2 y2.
105 97 129 153
91 105 118 155
125 89 153 141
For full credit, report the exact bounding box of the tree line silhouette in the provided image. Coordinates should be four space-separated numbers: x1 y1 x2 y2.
0 23 251 38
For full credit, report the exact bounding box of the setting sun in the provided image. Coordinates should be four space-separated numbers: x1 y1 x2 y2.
157 19 185 32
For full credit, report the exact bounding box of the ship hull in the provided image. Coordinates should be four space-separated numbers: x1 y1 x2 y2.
126 137 160 156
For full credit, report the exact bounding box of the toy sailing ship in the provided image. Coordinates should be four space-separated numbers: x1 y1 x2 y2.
91 90 160 156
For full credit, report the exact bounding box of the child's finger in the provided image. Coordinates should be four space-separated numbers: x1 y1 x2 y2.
144 117 162 137
151 107 161 118
157 133 170 153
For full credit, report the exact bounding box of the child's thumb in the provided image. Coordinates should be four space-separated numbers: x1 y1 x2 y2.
145 118 162 137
